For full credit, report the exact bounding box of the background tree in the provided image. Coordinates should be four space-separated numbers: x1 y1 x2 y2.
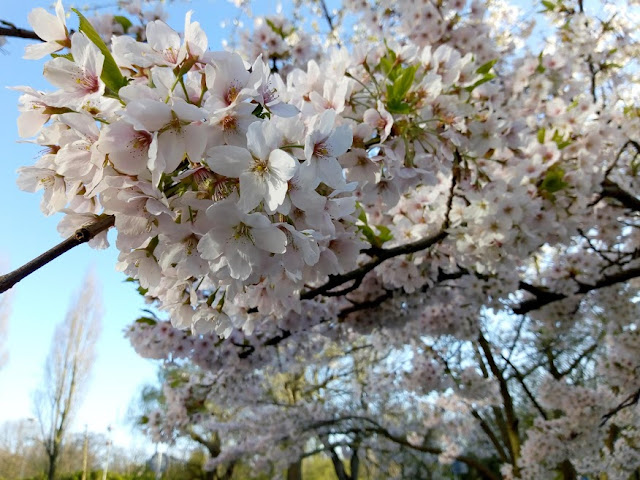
33 272 102 480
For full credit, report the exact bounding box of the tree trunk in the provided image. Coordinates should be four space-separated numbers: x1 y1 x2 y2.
47 449 58 480
559 459 577 480
350 449 359 480
286 459 302 480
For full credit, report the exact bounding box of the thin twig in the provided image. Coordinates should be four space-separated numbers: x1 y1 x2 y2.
600 388 640 427
317 0 341 47
0 215 115 294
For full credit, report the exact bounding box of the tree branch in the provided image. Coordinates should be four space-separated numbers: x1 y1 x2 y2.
0 215 115 294
317 0 341 46
301 230 448 300
0 23 40 41
514 265 640 315
601 178 640 212
600 388 640 427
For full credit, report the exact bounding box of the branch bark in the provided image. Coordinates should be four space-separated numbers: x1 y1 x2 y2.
601 178 640 212
0 23 39 40
514 265 640 315
0 214 115 294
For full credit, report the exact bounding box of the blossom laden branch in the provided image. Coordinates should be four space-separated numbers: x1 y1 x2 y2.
0 215 114 294
301 229 448 300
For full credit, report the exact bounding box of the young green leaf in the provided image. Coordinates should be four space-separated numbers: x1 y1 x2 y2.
72 8 127 94
113 15 133 33
476 59 497 75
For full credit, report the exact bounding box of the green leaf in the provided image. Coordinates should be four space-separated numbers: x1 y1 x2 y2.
379 56 396 79
391 65 417 101
113 15 133 33
540 165 568 194
51 52 74 61
137 285 149 296
376 225 394 245
537 128 546 144
386 99 412 114
541 0 555 10
135 317 157 326
73 8 127 94
146 235 160 255
357 207 368 225
476 59 497 75
551 130 572 149
358 223 378 246
464 73 496 92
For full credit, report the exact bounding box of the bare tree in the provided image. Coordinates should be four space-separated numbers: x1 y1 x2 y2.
33 272 102 480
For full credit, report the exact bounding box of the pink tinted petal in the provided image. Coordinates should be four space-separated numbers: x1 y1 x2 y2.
171 100 206 123
17 111 49 138
44 57 83 90
126 99 172 132
28 8 65 41
246 122 270 160
23 41 62 60
146 20 181 56
226 246 253 280
269 102 299 118
183 124 207 162
268 149 297 181
158 130 187 173
318 157 346 189
254 226 287 254
316 109 336 137
264 175 287 211
206 146 252 178
238 172 267 212
327 125 353 157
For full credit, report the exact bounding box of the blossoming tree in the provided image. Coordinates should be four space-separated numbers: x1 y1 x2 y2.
1 0 640 478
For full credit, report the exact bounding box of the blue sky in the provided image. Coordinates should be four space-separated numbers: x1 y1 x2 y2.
0 0 305 454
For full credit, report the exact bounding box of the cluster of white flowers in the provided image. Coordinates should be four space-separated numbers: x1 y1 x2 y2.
12 0 640 477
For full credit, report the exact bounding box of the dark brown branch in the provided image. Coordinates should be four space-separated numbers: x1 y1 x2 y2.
301 230 447 300
366 424 499 480
318 0 341 46
0 215 115 294
558 341 600 377
500 354 548 420
338 268 467 318
600 388 640 427
470 409 510 463
310 415 500 480
478 333 520 467
514 265 640 315
0 24 40 41
601 178 640 212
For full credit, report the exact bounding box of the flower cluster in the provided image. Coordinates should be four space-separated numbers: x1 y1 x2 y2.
13 0 640 477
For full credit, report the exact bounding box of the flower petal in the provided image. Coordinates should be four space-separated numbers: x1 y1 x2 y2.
205 146 252 178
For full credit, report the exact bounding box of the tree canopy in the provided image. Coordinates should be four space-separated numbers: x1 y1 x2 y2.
2 0 640 478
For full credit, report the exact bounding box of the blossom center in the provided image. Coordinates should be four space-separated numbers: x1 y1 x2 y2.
233 222 253 242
